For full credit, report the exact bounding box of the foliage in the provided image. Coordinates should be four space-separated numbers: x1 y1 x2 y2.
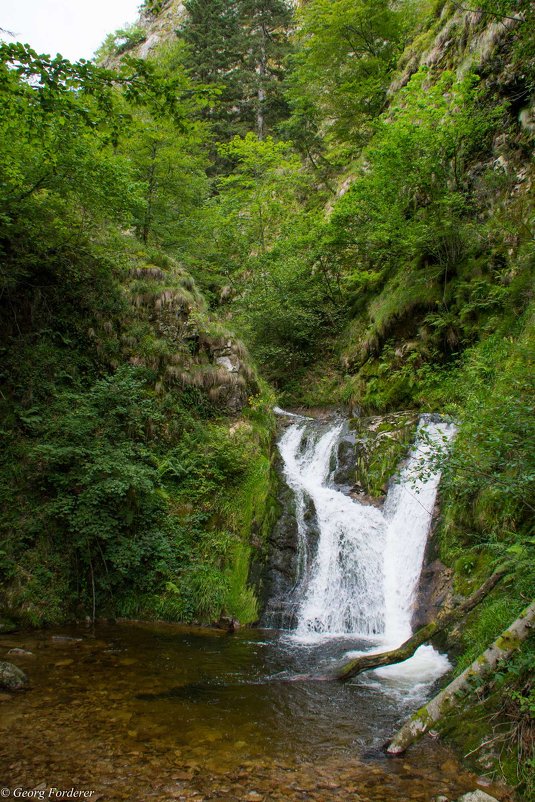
119 110 209 246
0 6 533 746
179 0 292 143
180 0 245 143
435 316 535 568
96 24 147 59
142 0 168 15
286 0 405 159
330 69 502 304
0 42 274 627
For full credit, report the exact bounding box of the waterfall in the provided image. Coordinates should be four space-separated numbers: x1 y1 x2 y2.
382 421 454 646
279 421 385 637
273 411 455 682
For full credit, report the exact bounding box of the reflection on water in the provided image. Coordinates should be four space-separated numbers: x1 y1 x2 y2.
0 623 502 801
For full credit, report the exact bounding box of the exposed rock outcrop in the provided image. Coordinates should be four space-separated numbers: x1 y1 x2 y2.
351 412 419 500
123 256 257 414
100 1 186 67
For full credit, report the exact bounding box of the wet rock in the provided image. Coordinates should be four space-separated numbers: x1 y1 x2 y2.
0 660 28 690
172 770 195 781
52 635 82 643
333 431 357 490
7 648 34 657
259 434 324 630
258 471 300 628
456 793 500 802
412 554 454 630
215 617 240 633
351 411 419 499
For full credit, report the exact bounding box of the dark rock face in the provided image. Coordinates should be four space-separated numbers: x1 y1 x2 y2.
260 471 301 629
259 421 347 629
0 660 28 690
333 431 357 491
413 558 454 630
412 493 454 630
216 616 240 633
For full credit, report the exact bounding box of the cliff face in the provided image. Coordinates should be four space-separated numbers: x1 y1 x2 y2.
99 0 186 66
135 1 186 59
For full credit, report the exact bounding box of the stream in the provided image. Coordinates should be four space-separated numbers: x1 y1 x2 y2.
0 413 506 801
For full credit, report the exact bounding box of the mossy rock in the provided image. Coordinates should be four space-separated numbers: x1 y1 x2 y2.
0 660 28 690
350 411 419 499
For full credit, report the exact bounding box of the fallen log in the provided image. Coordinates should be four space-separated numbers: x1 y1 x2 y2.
336 568 507 682
386 599 535 755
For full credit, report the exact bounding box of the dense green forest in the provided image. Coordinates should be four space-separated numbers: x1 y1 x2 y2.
0 0 533 793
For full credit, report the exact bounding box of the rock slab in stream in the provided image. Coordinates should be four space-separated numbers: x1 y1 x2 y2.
0 660 28 690
456 792 500 802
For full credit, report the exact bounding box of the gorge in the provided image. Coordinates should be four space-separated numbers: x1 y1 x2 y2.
0 0 533 798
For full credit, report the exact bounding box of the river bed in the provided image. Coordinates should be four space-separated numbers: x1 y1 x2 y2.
0 622 508 802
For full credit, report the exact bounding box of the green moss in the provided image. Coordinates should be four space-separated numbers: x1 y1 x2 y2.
224 541 258 623
452 550 494 596
495 631 522 652
350 412 419 498
436 637 535 799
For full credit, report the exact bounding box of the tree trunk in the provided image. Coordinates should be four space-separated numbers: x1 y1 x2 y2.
256 30 267 140
386 600 535 755
336 569 507 681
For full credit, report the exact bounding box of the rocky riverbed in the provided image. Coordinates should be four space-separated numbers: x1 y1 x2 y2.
0 622 512 802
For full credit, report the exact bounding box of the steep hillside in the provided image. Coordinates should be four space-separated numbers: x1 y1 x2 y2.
0 43 276 628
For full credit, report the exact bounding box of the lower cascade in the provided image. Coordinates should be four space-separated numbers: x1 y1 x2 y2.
269 411 456 683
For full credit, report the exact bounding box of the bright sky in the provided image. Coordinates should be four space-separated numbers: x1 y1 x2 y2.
1 0 142 62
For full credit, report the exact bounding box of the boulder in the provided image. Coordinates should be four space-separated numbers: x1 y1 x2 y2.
456 793 499 802
0 660 28 690
7 648 34 657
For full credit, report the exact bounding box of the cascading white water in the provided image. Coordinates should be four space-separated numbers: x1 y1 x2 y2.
276 411 455 684
382 420 455 646
279 422 385 636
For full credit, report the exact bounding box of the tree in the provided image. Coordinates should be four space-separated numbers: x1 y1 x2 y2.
180 0 245 141
120 112 209 247
286 0 403 155
216 133 306 254
179 0 293 141
386 601 535 755
237 0 293 138
335 569 508 681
